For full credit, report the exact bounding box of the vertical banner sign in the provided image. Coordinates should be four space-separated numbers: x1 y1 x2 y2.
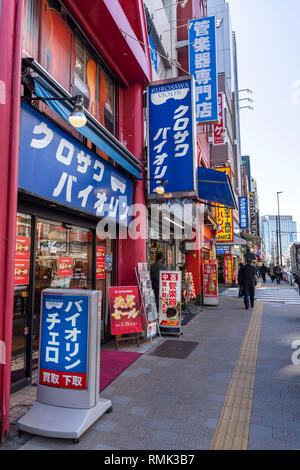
14 236 31 285
109 287 142 335
148 34 158 72
203 262 218 298
40 293 89 390
159 271 182 328
188 16 218 123
147 76 197 197
216 205 234 243
239 197 249 229
249 192 257 235
224 255 233 285
214 93 225 144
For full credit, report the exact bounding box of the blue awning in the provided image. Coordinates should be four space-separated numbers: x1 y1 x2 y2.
197 167 237 209
33 77 142 179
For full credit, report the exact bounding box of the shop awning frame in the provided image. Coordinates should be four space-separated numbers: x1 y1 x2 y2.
197 167 237 210
22 58 143 179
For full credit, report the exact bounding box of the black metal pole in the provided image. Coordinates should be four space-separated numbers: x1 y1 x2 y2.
277 192 283 266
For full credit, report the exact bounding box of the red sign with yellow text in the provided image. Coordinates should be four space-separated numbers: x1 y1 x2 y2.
57 257 73 277
109 286 142 335
96 246 106 279
224 255 233 285
213 93 225 145
203 262 218 298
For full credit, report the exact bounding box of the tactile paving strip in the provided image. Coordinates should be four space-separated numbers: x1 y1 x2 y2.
149 340 199 359
210 301 264 450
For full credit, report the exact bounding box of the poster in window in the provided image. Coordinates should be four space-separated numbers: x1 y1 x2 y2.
58 257 73 277
14 260 30 285
15 236 31 261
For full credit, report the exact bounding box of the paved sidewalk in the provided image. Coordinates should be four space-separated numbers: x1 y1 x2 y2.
2 290 300 451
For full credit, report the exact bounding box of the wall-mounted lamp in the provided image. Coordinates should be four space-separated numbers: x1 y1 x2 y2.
31 94 87 128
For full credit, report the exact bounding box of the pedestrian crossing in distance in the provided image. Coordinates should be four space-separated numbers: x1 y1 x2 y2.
220 286 300 305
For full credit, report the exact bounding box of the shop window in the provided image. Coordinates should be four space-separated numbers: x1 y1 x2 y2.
39 1 75 92
99 68 115 135
22 0 40 59
74 36 115 135
33 220 93 362
35 220 92 291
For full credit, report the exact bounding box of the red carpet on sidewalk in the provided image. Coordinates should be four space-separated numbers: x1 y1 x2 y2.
99 350 142 392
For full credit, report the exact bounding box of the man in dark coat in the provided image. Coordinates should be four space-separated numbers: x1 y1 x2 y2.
260 263 267 283
295 273 300 296
238 259 257 309
150 252 166 310
274 264 281 284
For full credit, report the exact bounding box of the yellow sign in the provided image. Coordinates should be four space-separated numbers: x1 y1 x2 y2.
215 166 232 182
216 205 234 243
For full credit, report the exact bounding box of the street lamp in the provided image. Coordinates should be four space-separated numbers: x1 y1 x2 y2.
31 94 87 128
277 191 283 266
145 179 168 195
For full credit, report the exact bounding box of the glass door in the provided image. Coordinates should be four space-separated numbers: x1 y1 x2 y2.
33 219 93 371
11 213 33 385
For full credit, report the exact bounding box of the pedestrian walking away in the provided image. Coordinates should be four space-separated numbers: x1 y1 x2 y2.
295 273 300 296
260 263 267 283
238 258 257 309
237 262 244 297
150 252 166 310
274 264 282 284
268 265 275 282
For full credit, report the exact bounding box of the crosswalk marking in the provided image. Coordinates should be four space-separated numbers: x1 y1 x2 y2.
221 286 300 305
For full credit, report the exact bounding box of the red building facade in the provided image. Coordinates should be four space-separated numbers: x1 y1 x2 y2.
0 0 152 440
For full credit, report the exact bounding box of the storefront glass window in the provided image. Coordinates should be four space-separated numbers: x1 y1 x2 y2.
33 219 92 364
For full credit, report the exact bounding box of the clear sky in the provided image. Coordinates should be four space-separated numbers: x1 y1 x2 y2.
227 0 300 239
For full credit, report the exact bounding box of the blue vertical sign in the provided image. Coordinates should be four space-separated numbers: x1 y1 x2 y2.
188 16 218 123
239 197 249 229
147 77 197 197
40 294 89 390
148 34 158 72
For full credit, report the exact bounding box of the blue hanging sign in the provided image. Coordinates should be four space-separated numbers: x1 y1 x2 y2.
147 76 198 198
18 103 134 225
239 197 249 229
148 34 158 72
216 245 231 255
188 16 218 123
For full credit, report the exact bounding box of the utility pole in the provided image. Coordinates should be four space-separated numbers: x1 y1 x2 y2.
277 191 283 266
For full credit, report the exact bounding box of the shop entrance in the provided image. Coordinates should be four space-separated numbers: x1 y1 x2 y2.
11 213 95 390
33 218 93 374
